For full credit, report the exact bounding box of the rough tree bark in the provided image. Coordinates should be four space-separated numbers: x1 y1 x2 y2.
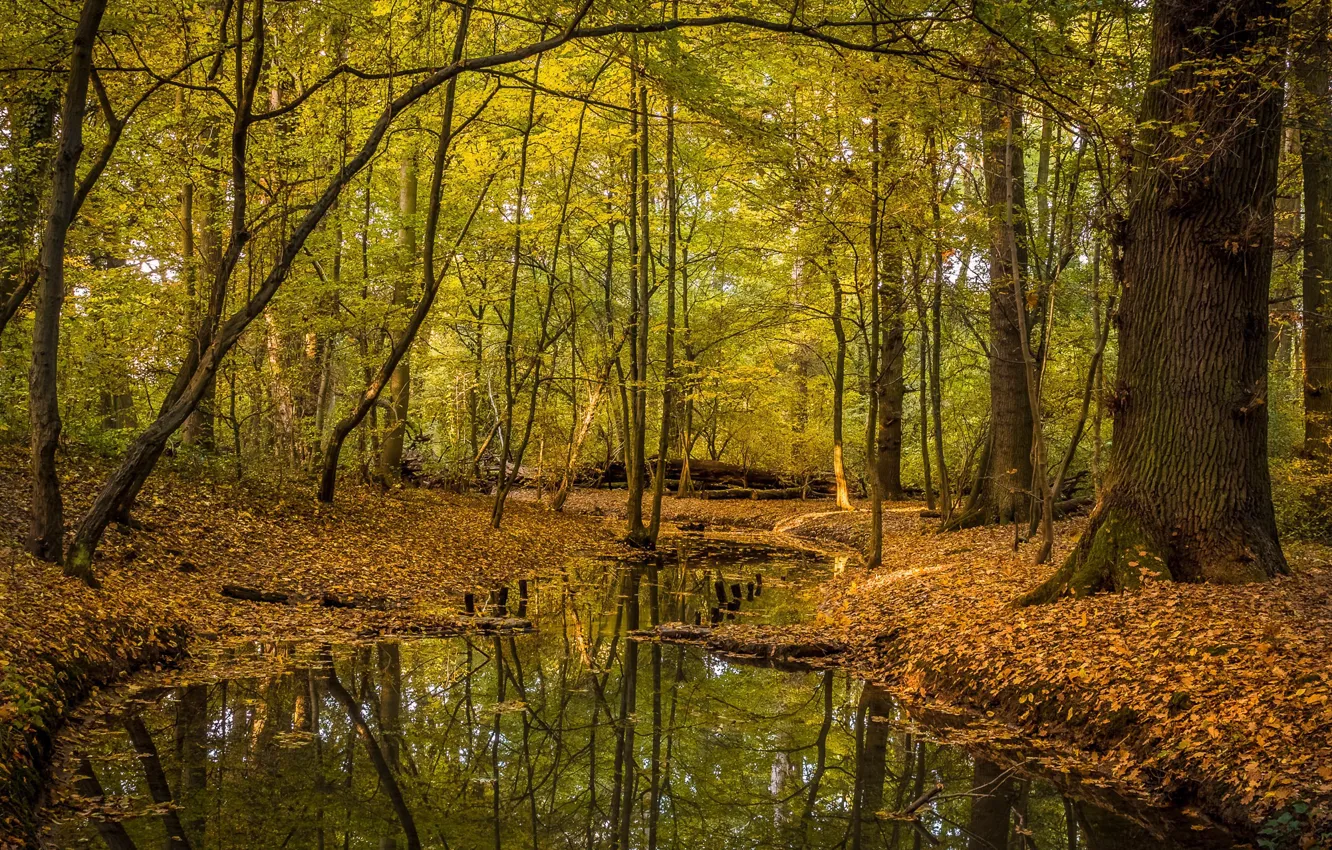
950 86 1034 530
27 0 109 568
1297 0 1332 462
1022 0 1290 602
877 229 906 503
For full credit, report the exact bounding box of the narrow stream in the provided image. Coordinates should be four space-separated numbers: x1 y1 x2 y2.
43 540 1237 849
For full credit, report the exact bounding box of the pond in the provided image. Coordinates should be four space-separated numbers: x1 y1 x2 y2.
43 539 1237 849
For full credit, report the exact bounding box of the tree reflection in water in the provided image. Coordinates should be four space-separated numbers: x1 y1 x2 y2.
49 546 1234 850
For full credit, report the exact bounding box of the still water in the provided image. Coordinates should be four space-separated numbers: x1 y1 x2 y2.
44 540 1235 849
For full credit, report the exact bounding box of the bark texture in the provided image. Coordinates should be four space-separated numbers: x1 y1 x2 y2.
1298 0 1332 460
947 85 1032 529
876 249 906 501
1023 0 1289 603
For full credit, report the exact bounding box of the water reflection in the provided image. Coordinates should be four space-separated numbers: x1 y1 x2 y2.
47 546 1233 849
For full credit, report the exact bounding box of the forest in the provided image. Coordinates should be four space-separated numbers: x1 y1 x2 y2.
1 0 1331 847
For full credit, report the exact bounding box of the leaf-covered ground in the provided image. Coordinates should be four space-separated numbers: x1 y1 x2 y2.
558 491 1332 846
0 449 615 846
5 466 1332 847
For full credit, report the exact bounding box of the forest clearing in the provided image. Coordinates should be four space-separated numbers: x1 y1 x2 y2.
3 0 1332 846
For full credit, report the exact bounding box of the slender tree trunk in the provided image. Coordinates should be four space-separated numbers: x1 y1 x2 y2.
648 81 678 546
967 760 1014 850
124 715 193 849
182 109 224 450
1091 240 1105 494
322 650 420 850
866 115 883 567
625 64 651 546
380 143 418 482
878 242 906 503
74 757 138 850
929 136 953 521
1002 122 1054 564
1051 264 1116 512
917 286 934 510
28 0 109 570
1023 0 1289 601
676 244 696 497
492 53 543 528
549 91 603 512
830 247 853 511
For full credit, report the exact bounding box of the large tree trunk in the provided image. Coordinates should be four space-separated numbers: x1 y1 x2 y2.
945 85 1033 530
966 759 1014 850
877 240 906 502
983 89 1033 527
1022 0 1289 603
28 0 109 570
1298 0 1332 461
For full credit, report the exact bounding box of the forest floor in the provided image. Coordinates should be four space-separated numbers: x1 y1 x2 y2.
0 447 615 846
557 487 1332 847
3 469 1330 847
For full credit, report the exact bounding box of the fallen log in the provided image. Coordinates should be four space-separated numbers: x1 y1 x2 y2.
221 585 288 604
371 616 533 637
631 623 845 662
631 624 713 641
321 591 389 610
1054 496 1094 517
474 616 533 632
698 487 756 500
757 486 833 500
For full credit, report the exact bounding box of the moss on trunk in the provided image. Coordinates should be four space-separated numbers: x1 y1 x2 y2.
1019 507 1170 604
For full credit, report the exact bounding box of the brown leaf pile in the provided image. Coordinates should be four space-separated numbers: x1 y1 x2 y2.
799 503 1332 845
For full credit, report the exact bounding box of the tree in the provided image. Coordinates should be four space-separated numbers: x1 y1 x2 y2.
27 0 109 567
946 82 1034 531
1022 0 1290 602
1297 0 1332 463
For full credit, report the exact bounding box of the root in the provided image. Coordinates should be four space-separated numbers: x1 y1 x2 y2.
1018 507 1170 605
939 504 986 532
